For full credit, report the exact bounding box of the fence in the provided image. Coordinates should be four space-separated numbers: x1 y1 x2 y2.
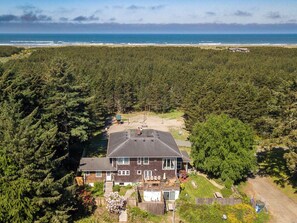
196 198 242 205
138 202 165 215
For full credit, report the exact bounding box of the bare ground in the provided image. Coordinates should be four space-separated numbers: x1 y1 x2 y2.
245 176 297 223
108 113 184 134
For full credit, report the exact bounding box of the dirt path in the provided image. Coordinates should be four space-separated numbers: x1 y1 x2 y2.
246 176 297 223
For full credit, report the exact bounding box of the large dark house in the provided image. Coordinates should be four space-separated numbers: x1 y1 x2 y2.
78 129 190 201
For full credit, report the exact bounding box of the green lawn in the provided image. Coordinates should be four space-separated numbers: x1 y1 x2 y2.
169 127 189 141
154 110 184 120
180 175 222 203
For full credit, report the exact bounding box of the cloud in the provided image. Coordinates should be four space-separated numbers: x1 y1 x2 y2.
0 14 18 22
149 5 165 10
0 12 51 22
72 15 99 22
113 5 124 9
60 17 69 22
234 10 252 17
127 5 145 10
109 17 116 22
17 4 42 14
206 12 216 16
20 12 51 22
266 11 281 19
287 19 297 23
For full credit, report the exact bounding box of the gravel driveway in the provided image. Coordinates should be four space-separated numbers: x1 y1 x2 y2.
246 176 297 223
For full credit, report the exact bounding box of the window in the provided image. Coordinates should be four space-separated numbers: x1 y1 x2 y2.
95 171 102 177
177 161 182 170
143 157 149 165
162 158 175 170
137 158 142 165
118 170 130 176
163 191 176 200
137 170 142 175
144 170 152 179
84 171 90 176
117 157 130 165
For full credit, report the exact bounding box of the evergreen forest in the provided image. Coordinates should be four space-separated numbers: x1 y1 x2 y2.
0 46 296 222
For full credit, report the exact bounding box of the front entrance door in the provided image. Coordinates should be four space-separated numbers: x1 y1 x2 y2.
106 171 112 181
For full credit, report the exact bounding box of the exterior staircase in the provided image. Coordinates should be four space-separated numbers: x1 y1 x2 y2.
104 181 114 195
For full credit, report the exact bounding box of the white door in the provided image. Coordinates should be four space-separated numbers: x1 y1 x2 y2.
106 171 112 181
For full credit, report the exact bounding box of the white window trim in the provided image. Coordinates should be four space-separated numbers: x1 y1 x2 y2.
117 157 130 165
84 171 90 176
143 157 149 165
162 158 175 170
137 170 142 175
137 158 142 165
118 170 130 176
144 170 152 179
95 171 102 177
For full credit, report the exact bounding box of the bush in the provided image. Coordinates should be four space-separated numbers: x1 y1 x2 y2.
113 185 121 192
129 207 150 221
105 192 126 214
91 182 104 197
225 178 234 189
77 187 96 215
221 188 233 198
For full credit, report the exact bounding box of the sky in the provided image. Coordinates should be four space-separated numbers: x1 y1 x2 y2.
0 0 297 33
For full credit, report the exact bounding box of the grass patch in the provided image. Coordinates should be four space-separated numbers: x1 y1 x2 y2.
178 203 268 223
113 184 133 196
179 146 191 156
154 110 184 120
75 207 118 223
120 110 184 121
169 127 189 141
128 207 164 223
180 174 221 203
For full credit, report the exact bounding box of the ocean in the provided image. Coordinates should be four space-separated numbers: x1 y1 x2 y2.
0 34 297 46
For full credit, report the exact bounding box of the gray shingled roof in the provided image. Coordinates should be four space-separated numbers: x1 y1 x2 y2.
181 151 191 162
78 157 116 171
107 129 182 158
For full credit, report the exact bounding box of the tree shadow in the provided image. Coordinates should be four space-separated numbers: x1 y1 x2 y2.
257 147 296 192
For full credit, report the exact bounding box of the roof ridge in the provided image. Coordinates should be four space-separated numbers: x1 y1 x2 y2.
156 136 182 157
108 138 130 157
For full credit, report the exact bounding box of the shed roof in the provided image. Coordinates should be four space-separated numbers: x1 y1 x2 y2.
181 151 191 163
107 129 182 158
78 157 116 171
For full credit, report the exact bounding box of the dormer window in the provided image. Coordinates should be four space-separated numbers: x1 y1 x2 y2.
117 157 130 165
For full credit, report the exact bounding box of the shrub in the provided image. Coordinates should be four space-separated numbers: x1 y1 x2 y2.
129 207 150 221
113 185 121 192
221 188 233 198
91 182 104 197
225 178 234 189
77 187 96 215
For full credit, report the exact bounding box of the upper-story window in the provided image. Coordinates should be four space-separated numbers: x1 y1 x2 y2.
137 158 142 165
117 157 130 165
162 158 175 170
143 157 149 165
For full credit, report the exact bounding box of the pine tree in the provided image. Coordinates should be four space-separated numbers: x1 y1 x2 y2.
0 98 76 222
